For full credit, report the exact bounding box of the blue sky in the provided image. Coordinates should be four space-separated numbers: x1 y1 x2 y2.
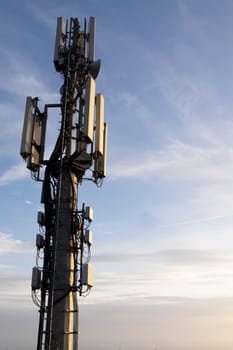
1 0 233 349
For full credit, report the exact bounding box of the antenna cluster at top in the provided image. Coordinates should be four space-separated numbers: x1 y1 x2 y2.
20 17 108 184
54 17 99 75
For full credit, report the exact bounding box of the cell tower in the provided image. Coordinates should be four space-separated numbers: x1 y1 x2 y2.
20 17 107 350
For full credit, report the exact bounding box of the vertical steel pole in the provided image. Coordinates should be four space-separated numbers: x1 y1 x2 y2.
50 39 78 348
50 170 77 350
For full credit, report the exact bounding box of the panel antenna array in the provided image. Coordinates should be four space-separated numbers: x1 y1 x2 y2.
20 17 107 350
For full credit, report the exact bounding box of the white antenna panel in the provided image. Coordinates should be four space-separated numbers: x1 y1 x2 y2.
84 76 96 143
27 114 43 171
102 122 108 177
54 17 65 71
94 122 108 178
85 206 94 222
20 96 34 160
95 94 104 156
84 230 93 245
81 263 94 287
88 17 96 62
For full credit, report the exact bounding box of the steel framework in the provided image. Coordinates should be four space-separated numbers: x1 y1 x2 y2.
20 16 107 350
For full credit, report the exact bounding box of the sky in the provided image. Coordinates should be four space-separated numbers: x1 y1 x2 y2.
1 0 233 349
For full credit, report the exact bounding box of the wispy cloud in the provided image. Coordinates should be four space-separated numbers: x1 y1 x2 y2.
0 163 28 186
94 249 233 266
90 237 233 303
0 232 33 254
109 140 233 185
0 50 59 102
25 3 57 32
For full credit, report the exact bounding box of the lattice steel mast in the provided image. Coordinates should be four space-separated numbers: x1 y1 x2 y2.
20 17 107 350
